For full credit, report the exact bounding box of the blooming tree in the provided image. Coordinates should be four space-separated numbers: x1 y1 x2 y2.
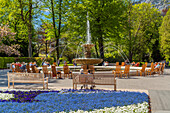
0 24 20 56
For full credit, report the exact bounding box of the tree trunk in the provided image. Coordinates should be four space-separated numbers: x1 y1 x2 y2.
57 0 62 60
51 0 60 60
28 0 32 57
94 41 99 58
128 1 132 62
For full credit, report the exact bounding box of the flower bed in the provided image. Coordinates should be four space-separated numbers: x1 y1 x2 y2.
0 89 149 112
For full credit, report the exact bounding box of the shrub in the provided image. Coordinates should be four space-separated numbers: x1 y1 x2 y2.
0 57 54 69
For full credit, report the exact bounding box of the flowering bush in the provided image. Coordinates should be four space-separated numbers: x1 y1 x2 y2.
0 89 149 112
0 93 14 100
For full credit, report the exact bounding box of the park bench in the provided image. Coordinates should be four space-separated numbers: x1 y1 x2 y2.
73 73 116 91
7 72 48 89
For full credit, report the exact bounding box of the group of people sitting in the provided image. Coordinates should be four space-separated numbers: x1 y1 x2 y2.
11 62 26 72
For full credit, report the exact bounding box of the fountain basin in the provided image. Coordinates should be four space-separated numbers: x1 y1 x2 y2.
73 58 103 65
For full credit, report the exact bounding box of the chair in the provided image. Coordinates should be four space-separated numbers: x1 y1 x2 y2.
26 65 31 73
11 64 15 73
112 65 122 77
88 65 95 74
116 62 119 66
63 65 72 79
81 65 88 74
153 63 162 75
121 65 130 78
145 62 148 67
42 65 51 78
136 64 146 76
31 65 40 73
15 65 22 73
52 65 61 79
121 62 125 66
160 63 165 75
146 63 154 76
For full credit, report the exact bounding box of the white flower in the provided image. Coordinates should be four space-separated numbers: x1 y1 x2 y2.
0 93 14 100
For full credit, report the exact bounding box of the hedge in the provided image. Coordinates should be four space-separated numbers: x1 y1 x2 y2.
0 57 54 69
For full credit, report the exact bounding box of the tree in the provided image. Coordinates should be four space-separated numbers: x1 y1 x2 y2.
0 24 20 56
41 0 69 61
160 9 170 60
66 0 127 62
124 2 162 62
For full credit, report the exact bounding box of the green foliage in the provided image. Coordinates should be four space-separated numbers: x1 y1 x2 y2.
123 2 162 61
160 9 170 60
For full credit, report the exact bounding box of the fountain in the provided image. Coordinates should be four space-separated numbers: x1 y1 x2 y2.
73 12 103 65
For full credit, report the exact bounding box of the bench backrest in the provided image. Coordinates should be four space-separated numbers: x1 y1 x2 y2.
73 73 116 85
8 72 44 81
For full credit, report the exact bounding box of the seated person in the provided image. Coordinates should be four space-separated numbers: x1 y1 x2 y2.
33 62 38 67
47 62 51 66
134 62 140 67
155 63 160 69
131 61 135 66
42 61 47 66
166 61 169 67
20 62 26 72
29 62 33 67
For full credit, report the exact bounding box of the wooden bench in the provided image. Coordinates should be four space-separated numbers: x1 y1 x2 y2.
73 73 116 91
7 72 48 89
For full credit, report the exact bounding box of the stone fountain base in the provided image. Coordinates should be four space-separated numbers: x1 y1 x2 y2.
73 58 103 65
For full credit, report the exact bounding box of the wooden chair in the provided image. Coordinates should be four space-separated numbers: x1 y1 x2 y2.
88 65 95 74
160 63 165 75
146 63 154 76
26 65 31 73
116 62 119 66
42 65 51 78
145 62 148 67
81 65 88 74
136 64 146 76
63 65 72 79
121 62 125 66
31 65 40 73
112 65 122 77
121 65 130 78
15 65 22 73
153 63 162 75
52 65 61 79
11 64 15 73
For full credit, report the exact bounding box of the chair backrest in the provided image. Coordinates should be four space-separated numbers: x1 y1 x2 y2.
53 62 57 66
52 65 56 75
42 65 48 73
63 65 70 74
141 64 146 72
124 65 130 74
11 64 15 72
116 62 119 66
121 62 125 66
81 65 88 74
161 63 165 72
89 65 95 74
115 65 121 72
15 65 22 72
150 63 154 71
145 62 148 67
31 65 36 73
26 65 31 73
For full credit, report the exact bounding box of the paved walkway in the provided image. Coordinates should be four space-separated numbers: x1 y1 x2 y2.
0 69 170 113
